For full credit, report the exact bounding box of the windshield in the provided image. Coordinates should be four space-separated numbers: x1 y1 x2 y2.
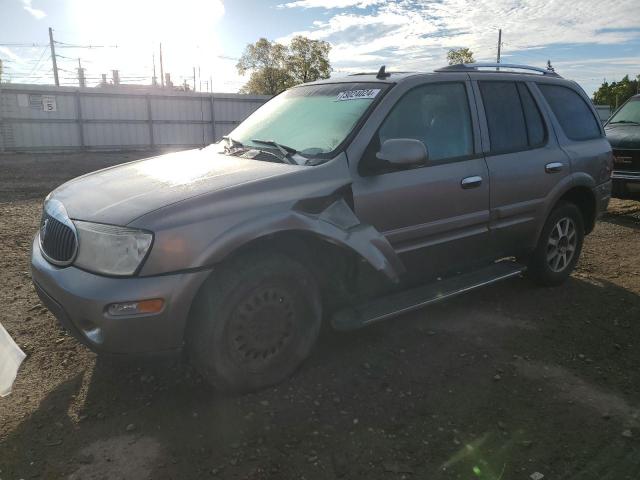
228 82 388 157
609 98 640 124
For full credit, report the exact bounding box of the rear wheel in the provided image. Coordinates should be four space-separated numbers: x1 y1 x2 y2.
527 201 584 286
187 252 321 392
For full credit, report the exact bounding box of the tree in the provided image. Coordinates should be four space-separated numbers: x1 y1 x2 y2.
593 74 639 108
237 38 291 95
287 36 331 85
447 48 475 65
237 36 331 95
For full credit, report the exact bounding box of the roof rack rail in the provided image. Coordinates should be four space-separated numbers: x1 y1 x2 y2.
435 63 561 77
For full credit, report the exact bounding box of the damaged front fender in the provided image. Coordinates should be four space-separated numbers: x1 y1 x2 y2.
199 198 406 282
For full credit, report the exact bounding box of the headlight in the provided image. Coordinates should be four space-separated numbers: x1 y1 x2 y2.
73 221 153 276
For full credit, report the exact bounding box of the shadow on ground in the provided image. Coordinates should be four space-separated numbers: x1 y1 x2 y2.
2 275 640 480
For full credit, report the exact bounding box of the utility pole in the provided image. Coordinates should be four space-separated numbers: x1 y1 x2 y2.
159 43 165 87
152 53 157 86
198 66 201 93
193 67 196 92
48 27 59 86
0 59 3 83
77 58 86 88
496 29 502 64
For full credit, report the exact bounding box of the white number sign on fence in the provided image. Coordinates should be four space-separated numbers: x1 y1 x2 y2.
42 95 57 112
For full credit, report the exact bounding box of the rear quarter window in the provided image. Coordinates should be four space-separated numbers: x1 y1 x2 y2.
538 84 601 141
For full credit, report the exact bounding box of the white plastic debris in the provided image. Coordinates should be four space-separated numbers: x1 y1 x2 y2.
0 322 26 397
530 473 544 480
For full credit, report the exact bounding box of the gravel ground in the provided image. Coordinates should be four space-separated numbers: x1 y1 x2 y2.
1 152 640 480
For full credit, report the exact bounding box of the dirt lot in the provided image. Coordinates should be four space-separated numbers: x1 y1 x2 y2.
1 152 640 480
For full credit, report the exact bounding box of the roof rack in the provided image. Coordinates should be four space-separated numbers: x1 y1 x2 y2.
435 63 561 77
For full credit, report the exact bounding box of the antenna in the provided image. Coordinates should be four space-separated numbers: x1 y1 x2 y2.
376 65 390 79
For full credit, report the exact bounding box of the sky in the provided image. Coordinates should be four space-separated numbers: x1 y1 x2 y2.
0 0 639 95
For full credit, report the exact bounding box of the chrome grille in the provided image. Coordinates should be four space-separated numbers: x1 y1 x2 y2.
39 200 78 266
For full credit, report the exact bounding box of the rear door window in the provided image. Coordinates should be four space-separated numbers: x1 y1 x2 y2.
538 84 601 141
517 83 546 146
479 81 528 153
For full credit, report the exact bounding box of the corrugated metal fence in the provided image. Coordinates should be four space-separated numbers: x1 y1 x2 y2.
0 84 270 152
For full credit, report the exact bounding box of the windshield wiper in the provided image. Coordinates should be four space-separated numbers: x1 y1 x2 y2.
222 135 245 150
251 139 299 165
609 120 640 125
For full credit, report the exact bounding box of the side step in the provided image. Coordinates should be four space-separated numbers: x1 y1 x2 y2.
331 261 526 331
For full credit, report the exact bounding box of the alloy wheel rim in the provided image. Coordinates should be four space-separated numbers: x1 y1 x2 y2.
546 217 577 273
228 287 295 371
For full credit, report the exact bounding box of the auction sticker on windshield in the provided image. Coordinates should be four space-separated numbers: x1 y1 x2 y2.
336 89 381 101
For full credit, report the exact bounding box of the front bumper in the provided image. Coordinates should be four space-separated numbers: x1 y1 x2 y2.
30 234 211 354
611 171 640 197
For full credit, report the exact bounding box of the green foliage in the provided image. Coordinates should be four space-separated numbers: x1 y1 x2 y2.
287 36 331 85
237 36 332 95
592 75 640 108
446 48 475 65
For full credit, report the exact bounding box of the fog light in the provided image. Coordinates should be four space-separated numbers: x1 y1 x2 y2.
107 299 164 316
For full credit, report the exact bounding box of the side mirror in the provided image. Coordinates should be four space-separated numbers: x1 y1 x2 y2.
376 138 428 167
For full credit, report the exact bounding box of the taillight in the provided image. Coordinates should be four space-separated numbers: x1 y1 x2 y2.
606 151 614 177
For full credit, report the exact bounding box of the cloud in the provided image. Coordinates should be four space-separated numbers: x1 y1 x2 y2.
0 46 21 62
21 0 46 19
279 0 382 9
278 0 640 91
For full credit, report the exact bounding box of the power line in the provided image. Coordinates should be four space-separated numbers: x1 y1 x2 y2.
27 47 49 77
0 43 48 47
2 29 238 89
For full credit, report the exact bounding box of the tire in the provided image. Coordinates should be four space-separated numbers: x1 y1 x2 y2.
187 251 322 392
526 201 584 287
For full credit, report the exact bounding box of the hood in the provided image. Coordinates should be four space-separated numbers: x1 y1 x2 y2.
49 148 299 225
605 123 640 149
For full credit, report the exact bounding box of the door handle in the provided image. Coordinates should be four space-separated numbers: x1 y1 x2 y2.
461 176 482 189
545 162 564 173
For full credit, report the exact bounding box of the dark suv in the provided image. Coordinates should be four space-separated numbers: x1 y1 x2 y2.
605 94 640 197
31 63 612 391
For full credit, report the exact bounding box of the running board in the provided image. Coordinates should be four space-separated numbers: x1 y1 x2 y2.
331 261 526 331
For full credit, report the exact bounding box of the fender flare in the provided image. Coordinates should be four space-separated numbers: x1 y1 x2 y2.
534 172 596 240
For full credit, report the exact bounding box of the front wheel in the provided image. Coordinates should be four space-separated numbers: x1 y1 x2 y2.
187 252 322 392
526 202 584 286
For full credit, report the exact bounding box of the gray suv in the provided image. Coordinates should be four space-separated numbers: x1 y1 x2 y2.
31 63 612 391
